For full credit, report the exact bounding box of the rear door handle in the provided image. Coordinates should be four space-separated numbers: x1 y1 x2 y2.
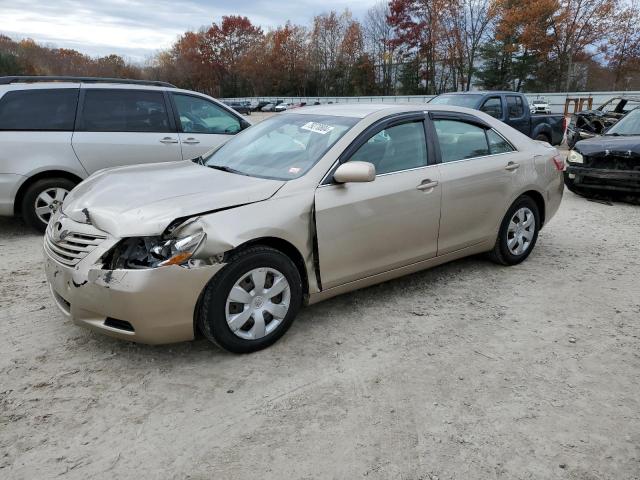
417 179 439 191
182 137 200 145
505 161 520 171
160 137 179 144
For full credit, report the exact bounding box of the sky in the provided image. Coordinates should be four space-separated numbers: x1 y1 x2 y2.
0 0 378 62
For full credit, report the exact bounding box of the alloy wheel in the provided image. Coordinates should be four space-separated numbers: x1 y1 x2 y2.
34 187 69 225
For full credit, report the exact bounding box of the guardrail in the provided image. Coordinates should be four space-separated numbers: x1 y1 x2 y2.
223 91 640 115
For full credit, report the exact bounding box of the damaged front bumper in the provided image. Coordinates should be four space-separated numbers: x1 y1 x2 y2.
44 213 224 344
565 166 640 192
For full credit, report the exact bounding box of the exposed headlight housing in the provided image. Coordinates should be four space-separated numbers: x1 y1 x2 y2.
105 219 206 269
567 150 584 164
151 230 206 267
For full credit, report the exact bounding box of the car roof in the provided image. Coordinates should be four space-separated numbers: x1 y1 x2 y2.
436 91 519 96
283 103 489 119
286 103 421 118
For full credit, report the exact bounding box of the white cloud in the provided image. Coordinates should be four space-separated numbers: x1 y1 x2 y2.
0 0 379 61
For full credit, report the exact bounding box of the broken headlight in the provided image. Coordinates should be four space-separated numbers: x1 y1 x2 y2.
151 229 206 267
567 150 584 164
105 223 206 269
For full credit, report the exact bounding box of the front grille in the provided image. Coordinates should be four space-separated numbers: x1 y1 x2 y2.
45 225 106 267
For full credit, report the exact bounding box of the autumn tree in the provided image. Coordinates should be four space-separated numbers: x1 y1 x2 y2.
602 0 640 89
548 0 617 90
201 16 264 96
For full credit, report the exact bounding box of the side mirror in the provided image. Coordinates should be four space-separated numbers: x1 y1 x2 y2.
333 161 376 183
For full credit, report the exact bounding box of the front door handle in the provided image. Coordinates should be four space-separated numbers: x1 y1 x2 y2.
417 179 439 191
160 137 179 144
182 137 200 145
505 161 520 171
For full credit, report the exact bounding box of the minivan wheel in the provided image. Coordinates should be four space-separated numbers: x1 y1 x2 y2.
198 246 303 353
489 196 540 266
22 178 76 233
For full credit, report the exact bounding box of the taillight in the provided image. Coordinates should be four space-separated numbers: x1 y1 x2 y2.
552 154 565 171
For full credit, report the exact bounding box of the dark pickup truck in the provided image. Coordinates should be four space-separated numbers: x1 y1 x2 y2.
430 91 565 145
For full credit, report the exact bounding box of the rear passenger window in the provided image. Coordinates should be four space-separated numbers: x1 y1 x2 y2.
0 89 78 131
506 95 525 119
80 90 171 132
348 121 428 175
433 119 489 162
480 97 503 119
487 129 515 154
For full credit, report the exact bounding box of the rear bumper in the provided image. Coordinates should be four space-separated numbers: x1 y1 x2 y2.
0 173 24 216
565 166 640 192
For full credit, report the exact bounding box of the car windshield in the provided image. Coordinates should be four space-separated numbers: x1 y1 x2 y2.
202 113 358 180
430 94 482 108
605 108 640 136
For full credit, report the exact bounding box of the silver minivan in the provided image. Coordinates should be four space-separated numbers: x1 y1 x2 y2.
0 76 250 231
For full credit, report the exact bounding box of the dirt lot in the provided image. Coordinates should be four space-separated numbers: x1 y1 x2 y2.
1 187 639 479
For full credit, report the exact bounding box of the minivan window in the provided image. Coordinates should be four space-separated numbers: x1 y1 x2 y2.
348 121 428 175
0 89 78 131
434 119 490 162
80 90 171 133
173 94 241 135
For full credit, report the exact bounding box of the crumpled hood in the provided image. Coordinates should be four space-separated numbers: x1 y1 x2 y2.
62 160 285 237
575 135 640 158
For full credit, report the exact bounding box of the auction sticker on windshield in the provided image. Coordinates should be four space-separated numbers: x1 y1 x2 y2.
301 122 335 135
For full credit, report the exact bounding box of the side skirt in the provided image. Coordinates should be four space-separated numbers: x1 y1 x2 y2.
307 240 493 306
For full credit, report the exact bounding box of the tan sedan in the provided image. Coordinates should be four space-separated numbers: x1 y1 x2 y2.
44 104 564 353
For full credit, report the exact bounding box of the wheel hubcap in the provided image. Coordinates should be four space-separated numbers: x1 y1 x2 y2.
35 187 69 225
225 267 291 340
507 207 535 256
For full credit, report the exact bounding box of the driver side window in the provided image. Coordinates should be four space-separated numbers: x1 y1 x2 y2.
173 94 241 135
348 121 428 175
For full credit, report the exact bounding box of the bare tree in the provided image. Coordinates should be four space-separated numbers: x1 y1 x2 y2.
363 2 396 94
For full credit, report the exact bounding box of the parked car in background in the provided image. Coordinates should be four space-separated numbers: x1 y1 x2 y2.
261 103 276 112
565 107 640 197
0 76 250 231
529 98 551 114
430 91 565 145
224 101 251 115
254 101 270 112
274 102 291 112
44 103 563 353
566 96 640 148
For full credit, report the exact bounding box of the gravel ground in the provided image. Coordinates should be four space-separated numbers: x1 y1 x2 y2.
1 186 640 479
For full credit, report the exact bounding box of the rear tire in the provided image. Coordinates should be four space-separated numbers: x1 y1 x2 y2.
489 196 540 266
21 178 76 233
535 133 550 143
198 246 303 353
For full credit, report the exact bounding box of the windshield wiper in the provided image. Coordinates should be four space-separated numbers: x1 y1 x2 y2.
207 164 245 175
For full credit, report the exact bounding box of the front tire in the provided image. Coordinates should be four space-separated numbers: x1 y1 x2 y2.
198 246 303 353
489 196 540 266
21 178 76 233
